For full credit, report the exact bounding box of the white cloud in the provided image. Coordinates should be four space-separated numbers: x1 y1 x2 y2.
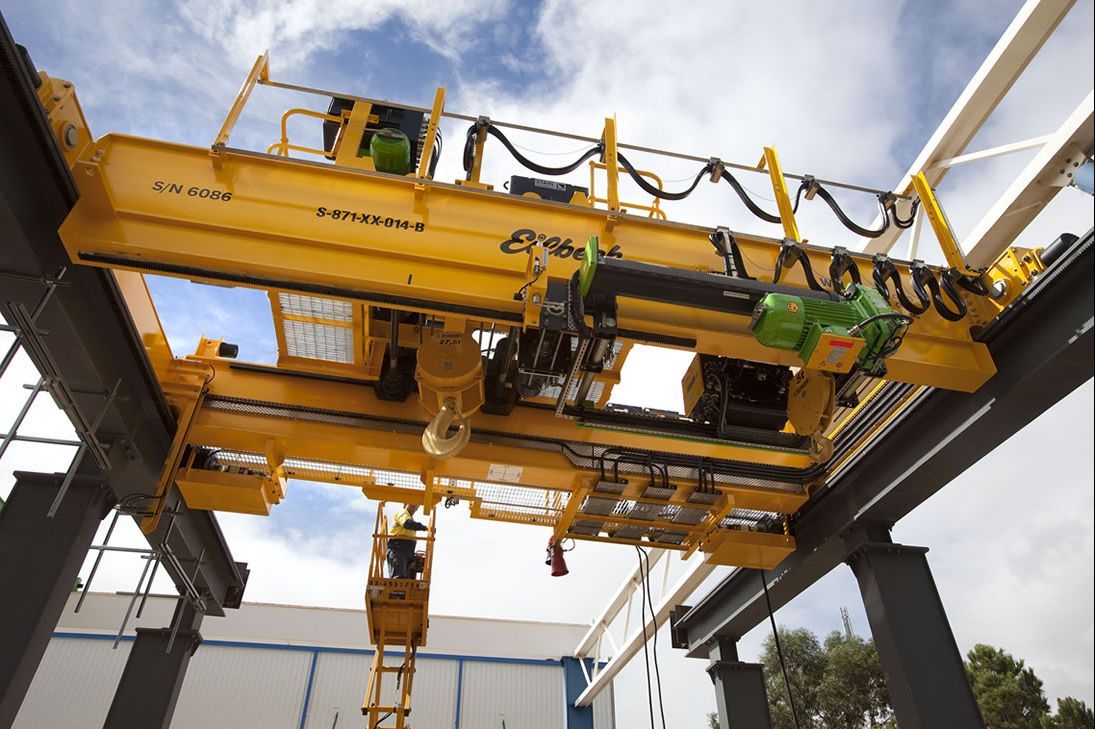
178 0 512 67
445 0 948 253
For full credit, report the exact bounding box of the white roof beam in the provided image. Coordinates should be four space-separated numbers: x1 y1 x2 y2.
574 556 716 707
864 0 1076 255
573 548 668 657
963 90 1094 267
931 134 1051 170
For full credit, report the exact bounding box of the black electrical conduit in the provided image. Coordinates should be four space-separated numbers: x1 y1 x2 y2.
466 120 991 320
463 119 918 236
773 242 828 293
463 122 603 177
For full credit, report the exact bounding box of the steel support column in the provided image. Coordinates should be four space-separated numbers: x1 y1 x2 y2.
561 657 594 729
848 526 984 729
706 638 772 729
0 471 114 729
103 599 204 729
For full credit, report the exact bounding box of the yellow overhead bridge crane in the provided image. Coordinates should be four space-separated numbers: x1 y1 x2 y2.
35 53 1049 726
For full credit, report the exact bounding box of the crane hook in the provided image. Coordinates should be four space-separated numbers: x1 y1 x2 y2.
422 398 471 459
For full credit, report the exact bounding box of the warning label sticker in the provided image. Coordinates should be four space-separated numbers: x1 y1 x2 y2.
487 464 524 483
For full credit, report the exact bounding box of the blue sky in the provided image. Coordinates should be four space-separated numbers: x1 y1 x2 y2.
2 1 1093 726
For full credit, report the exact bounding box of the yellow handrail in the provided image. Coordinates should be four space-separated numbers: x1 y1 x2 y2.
213 51 269 150
268 108 344 159
588 160 668 220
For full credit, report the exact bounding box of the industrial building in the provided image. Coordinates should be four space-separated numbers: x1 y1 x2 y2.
14 593 615 729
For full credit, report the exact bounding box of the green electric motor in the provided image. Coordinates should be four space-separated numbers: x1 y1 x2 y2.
749 285 908 374
368 127 412 175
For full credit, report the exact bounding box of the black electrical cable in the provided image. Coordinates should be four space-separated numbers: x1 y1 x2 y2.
515 264 543 302
828 248 862 297
718 172 782 224
638 547 668 729
465 122 603 177
635 547 657 729
912 265 967 322
873 257 931 315
810 184 890 238
467 118 934 251
773 242 827 292
427 127 443 179
462 123 476 172
792 181 805 214
848 312 913 337
762 570 802 729
892 198 920 229
617 152 711 201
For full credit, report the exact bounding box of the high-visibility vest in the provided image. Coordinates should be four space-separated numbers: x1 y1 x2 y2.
389 508 419 539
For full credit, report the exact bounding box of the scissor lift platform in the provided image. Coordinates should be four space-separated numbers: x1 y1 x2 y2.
362 505 435 728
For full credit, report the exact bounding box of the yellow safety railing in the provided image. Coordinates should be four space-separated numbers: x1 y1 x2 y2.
588 159 668 220
266 108 345 159
212 51 269 151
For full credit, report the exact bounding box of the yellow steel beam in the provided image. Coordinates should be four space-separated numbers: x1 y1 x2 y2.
415 88 445 180
762 146 800 242
333 102 375 169
602 117 620 212
187 356 815 469
910 171 975 274
553 475 589 541
188 405 810 515
213 52 269 152
465 121 488 185
141 384 207 533
59 135 1003 392
113 270 174 382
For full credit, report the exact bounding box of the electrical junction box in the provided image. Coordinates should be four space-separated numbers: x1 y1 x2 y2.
177 467 284 516
802 329 865 372
682 355 791 432
702 529 795 570
509 175 589 204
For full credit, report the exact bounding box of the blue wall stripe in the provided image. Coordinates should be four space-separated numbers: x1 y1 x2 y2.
561 657 595 729
453 658 464 729
51 631 581 667
297 650 319 729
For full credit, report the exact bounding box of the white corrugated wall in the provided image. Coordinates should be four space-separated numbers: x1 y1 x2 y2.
593 690 615 729
13 636 131 729
14 636 615 729
458 662 564 729
301 651 366 729
303 652 459 729
171 644 312 728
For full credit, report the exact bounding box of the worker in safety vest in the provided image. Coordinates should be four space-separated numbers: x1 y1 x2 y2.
387 503 428 579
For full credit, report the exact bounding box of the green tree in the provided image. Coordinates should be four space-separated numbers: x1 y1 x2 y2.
707 711 719 729
817 631 892 728
965 644 1050 729
762 627 826 729
1047 697 1095 729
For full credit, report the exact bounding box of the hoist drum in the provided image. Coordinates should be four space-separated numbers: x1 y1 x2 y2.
415 331 484 417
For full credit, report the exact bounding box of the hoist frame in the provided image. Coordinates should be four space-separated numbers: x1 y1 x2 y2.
32 55 1053 571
